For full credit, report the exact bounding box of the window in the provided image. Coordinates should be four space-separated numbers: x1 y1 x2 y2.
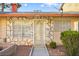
54 19 71 32
6 17 33 40
13 25 22 37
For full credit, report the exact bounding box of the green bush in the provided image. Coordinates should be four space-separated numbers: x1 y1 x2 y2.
49 41 56 49
61 30 79 56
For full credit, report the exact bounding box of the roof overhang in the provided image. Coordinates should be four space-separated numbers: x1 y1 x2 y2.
0 13 79 17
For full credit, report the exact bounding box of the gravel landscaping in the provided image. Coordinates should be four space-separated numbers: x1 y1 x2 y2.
13 45 32 56
0 47 3 51
47 45 66 56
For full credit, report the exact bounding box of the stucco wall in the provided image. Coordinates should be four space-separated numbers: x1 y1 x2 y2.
63 3 79 12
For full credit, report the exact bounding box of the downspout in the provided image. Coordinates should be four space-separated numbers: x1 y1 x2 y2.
61 7 63 32
60 3 64 31
60 3 64 16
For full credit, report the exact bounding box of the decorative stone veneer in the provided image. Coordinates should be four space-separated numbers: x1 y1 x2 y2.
6 17 33 45
45 17 74 45
45 18 54 45
0 16 76 45
45 20 52 45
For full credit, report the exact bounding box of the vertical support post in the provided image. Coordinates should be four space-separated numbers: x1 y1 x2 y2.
33 19 34 46
48 17 52 41
12 17 14 41
43 19 45 46
6 17 7 43
47 16 54 42
22 17 23 41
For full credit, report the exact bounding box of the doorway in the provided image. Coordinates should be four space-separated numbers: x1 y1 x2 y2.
34 19 45 47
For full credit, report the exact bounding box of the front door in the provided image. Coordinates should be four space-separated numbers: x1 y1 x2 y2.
34 20 45 47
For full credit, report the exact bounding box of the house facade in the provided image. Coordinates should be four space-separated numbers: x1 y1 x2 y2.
0 3 79 46
0 13 79 46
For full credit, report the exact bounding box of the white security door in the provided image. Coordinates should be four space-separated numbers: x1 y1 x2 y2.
34 20 45 47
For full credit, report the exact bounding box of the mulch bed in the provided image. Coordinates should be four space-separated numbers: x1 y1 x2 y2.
0 47 3 51
47 45 66 56
13 45 32 56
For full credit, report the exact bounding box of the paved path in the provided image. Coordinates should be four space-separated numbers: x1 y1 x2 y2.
31 46 49 56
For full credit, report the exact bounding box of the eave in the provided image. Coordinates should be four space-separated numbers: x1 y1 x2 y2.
0 13 79 17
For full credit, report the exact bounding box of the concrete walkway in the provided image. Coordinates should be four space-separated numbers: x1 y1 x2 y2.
31 46 49 56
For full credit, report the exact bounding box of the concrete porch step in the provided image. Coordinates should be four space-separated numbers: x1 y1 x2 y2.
31 46 49 56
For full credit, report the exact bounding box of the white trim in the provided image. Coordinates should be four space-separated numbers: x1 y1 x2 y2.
74 21 78 31
44 21 45 46
33 19 34 45
33 19 45 47
77 21 79 31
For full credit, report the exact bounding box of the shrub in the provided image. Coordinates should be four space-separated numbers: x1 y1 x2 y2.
49 41 56 49
61 30 79 56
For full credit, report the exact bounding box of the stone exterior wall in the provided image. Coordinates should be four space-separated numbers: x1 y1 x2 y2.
0 17 33 45
6 17 33 45
45 17 77 45
0 16 78 45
